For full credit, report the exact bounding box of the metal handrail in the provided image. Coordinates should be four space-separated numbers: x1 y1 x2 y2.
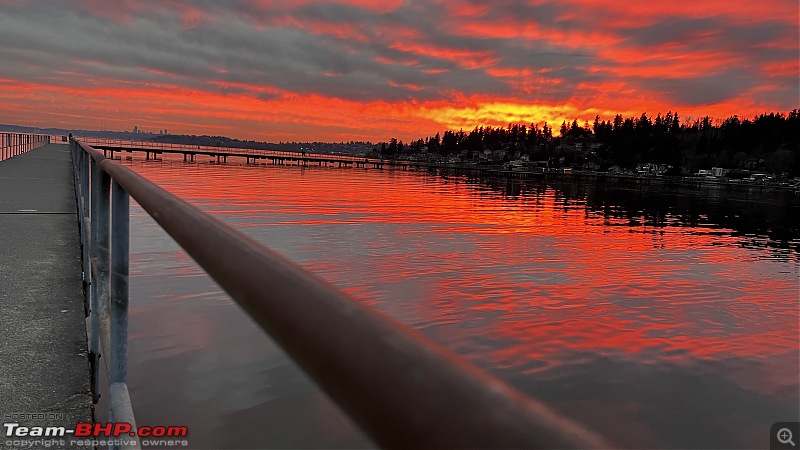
0 132 51 162
71 139 138 450
71 138 611 449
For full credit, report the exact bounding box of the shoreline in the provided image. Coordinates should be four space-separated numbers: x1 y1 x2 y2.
413 164 800 195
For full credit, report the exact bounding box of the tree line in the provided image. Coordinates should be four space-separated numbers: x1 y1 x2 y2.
380 110 800 177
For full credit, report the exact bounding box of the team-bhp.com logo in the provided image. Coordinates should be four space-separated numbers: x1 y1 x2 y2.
4 422 189 448
4 422 187 437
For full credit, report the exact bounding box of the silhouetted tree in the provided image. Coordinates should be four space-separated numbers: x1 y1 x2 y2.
394 109 799 175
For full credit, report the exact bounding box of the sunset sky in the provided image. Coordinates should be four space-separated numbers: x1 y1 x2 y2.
0 0 797 142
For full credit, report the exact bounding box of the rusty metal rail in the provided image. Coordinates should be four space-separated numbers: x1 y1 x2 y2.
71 138 611 449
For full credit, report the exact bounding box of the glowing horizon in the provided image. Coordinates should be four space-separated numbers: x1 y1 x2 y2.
0 0 797 142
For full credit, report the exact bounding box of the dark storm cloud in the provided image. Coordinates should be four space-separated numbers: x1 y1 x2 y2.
619 16 789 49
0 0 599 102
617 15 797 68
637 69 757 105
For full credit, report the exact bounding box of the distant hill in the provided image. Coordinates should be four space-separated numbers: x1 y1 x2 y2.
0 124 376 156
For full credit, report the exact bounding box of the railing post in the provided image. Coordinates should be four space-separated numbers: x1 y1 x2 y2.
71 140 79 201
88 152 112 404
81 149 92 296
109 180 138 450
96 165 112 362
88 157 100 402
110 179 129 385
74 141 92 317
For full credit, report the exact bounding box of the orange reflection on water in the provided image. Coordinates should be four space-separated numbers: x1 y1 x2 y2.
122 158 798 448
128 160 798 367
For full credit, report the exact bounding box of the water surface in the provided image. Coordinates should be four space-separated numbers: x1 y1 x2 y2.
117 158 799 448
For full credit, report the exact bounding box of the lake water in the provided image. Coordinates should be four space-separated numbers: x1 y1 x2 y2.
112 157 799 448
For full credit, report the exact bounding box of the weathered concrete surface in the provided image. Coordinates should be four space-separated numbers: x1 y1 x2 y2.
0 144 93 446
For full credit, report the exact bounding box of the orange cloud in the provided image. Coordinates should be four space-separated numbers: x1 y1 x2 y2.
0 75 791 143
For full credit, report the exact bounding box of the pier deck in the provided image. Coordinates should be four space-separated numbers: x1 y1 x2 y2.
0 144 92 438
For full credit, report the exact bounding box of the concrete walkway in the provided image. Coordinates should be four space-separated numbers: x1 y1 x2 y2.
0 144 93 441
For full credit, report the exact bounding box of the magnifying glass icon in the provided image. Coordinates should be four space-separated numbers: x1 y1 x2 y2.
778 428 796 446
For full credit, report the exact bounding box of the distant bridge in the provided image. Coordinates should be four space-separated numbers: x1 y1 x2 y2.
78 137 550 180
81 137 418 169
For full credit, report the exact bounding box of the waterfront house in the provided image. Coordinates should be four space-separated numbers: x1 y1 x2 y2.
711 167 729 177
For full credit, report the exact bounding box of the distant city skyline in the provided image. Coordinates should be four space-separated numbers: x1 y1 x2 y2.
131 126 168 135
0 0 797 142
